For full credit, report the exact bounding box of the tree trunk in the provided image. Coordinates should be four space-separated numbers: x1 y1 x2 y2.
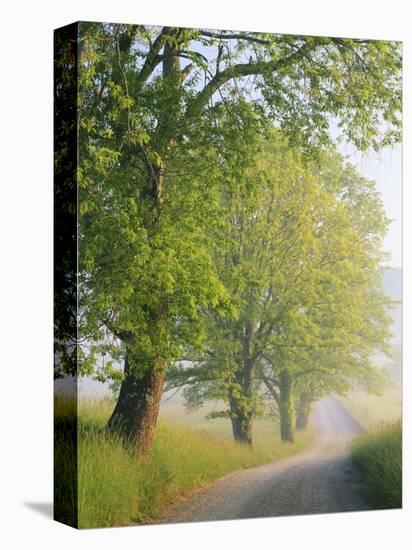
230 414 253 445
229 397 253 445
231 416 253 445
107 351 164 457
106 40 181 455
295 392 312 431
227 330 255 446
106 31 183 458
279 370 295 443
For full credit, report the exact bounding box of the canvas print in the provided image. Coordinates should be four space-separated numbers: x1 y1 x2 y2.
54 22 402 528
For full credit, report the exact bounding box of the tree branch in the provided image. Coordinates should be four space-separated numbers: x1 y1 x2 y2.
184 40 318 120
199 30 272 45
260 371 280 406
135 27 171 89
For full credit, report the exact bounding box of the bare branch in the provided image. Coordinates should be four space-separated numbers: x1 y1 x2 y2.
199 30 273 45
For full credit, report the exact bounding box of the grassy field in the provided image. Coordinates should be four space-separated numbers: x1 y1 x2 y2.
159 395 283 440
352 421 402 509
338 386 402 430
74 398 313 528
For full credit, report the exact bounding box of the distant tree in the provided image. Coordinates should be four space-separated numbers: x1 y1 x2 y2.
168 134 392 444
257 151 392 443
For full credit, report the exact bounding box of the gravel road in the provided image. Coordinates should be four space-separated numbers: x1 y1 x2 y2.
161 396 370 524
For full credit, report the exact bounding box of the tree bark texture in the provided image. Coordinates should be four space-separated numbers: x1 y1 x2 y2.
295 392 312 431
279 370 295 443
229 396 253 445
107 351 164 456
228 323 255 445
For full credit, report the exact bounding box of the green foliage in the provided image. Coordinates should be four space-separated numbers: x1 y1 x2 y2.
352 420 402 509
75 23 401 385
55 22 402 518
257 37 402 154
54 25 80 378
171 130 393 436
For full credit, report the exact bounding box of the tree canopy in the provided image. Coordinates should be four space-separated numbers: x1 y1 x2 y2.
167 132 392 443
56 22 402 453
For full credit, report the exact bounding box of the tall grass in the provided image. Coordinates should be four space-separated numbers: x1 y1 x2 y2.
75 399 313 528
352 420 402 509
54 397 78 527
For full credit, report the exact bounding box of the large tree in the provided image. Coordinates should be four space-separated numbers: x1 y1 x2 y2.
76 23 401 454
258 151 393 443
168 135 392 444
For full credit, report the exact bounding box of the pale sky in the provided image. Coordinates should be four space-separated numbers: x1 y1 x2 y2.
339 143 402 268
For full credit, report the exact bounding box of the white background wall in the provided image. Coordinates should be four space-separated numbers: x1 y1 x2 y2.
0 1 410 548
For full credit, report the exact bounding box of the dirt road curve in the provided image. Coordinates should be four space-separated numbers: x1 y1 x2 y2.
161 396 370 524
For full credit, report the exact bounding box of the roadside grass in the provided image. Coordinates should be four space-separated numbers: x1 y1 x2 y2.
352 420 402 509
338 386 402 430
54 397 78 527
74 398 314 528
